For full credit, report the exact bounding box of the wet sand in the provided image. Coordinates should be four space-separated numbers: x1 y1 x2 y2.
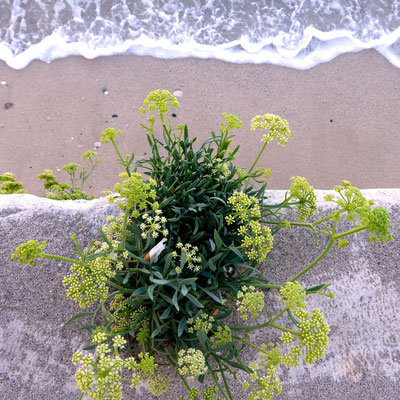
0 49 399 197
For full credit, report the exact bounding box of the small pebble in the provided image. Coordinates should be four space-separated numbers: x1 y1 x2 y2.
171 113 177 118
81 97 86 102
0 81 7 85
112 114 118 118
71 137 74 140
96 78 100 82
94 142 101 148
4 102 13 110
173 90 182 97
0 124 4 128
47 116 51 121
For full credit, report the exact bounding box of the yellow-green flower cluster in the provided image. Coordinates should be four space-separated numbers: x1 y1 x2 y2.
140 210 168 239
62 163 80 174
111 172 157 216
63 216 126 308
187 313 215 334
238 220 274 262
63 243 117 308
277 282 331 367
211 325 232 348
177 348 208 381
101 128 122 144
172 243 202 273
277 281 307 312
0 172 26 194
226 192 261 223
177 386 218 400
11 240 47 266
237 286 265 320
289 176 317 221
103 213 130 242
324 181 393 243
250 114 291 147
226 191 273 261
147 374 170 396
140 90 179 120
109 295 149 341
242 346 282 400
281 308 330 367
221 113 243 131
72 335 127 400
73 336 160 400
208 158 231 179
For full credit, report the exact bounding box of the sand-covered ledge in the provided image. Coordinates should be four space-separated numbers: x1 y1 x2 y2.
1 49 400 198
1 190 399 399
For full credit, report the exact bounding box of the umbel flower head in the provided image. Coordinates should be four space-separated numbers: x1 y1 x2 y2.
11 240 47 266
237 286 265 320
250 114 291 146
289 176 317 221
140 89 179 122
111 172 157 216
177 348 208 381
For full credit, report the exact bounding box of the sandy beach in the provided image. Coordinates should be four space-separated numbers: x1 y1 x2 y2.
0 49 399 198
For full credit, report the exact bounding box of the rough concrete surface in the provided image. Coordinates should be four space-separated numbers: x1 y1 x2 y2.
1 191 399 400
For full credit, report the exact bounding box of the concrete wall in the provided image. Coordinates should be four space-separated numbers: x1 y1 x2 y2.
1 191 399 399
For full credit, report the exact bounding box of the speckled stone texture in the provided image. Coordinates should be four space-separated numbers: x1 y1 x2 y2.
1 191 399 400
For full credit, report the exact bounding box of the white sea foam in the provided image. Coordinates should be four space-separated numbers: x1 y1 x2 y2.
0 0 399 70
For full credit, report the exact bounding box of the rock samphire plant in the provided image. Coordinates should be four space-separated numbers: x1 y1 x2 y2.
12 90 393 400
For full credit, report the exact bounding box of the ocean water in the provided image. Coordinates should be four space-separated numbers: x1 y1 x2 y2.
0 0 399 70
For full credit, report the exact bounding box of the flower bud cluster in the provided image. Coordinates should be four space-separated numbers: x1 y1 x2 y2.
140 210 168 239
221 113 243 131
63 241 117 308
250 114 291 147
11 240 47 266
100 128 122 144
187 313 215 334
140 90 179 119
324 181 392 243
277 281 307 311
172 243 202 273
237 286 265 320
111 172 156 216
278 281 331 367
242 343 282 400
226 192 261 223
177 348 208 381
211 325 232 348
239 220 273 262
73 335 163 400
289 176 317 221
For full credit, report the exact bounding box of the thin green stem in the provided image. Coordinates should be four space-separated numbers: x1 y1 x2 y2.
334 225 366 240
206 360 229 400
230 307 290 332
214 357 234 400
110 138 131 177
290 238 335 282
248 142 267 175
42 253 83 265
269 322 299 335
165 355 191 392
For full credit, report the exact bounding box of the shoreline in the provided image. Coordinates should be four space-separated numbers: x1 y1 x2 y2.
0 49 399 197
